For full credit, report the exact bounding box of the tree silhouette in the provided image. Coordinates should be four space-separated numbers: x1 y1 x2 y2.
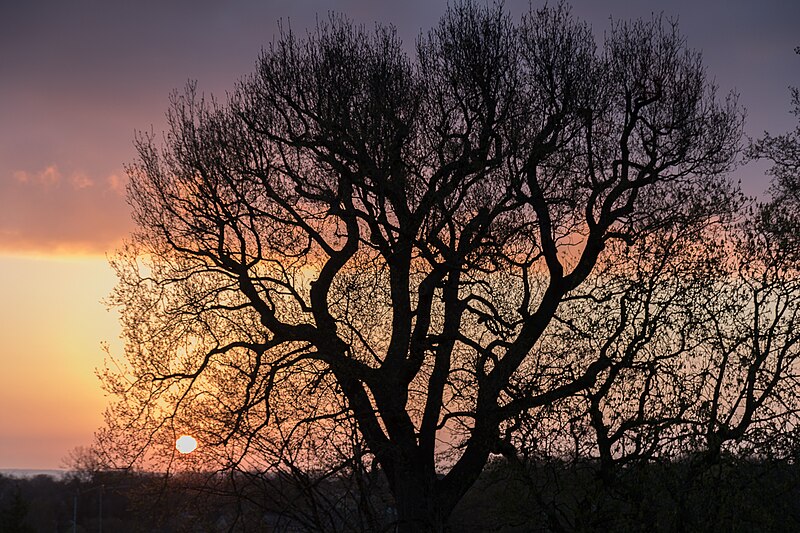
0 488 28 532
98 2 743 530
749 47 800 261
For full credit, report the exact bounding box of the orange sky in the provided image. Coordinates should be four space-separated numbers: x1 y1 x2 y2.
0 158 130 469
0 255 121 469
0 0 798 470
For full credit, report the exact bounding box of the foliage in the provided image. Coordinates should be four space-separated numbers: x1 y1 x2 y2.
0 483 33 533
6 462 800 532
450 457 800 532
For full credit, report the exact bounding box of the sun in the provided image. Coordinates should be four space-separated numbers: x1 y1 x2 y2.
175 434 198 454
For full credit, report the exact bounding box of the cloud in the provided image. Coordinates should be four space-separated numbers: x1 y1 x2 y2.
0 165 133 256
13 165 60 188
70 172 94 189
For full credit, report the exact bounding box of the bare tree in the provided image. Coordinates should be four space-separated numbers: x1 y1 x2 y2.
491 216 733 530
99 2 742 530
749 47 800 264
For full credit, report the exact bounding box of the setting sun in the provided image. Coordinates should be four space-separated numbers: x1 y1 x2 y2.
175 435 198 454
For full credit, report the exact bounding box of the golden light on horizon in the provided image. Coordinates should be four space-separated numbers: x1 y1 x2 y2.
175 434 198 454
0 255 119 469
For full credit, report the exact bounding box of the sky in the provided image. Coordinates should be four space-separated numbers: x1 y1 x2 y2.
0 0 798 470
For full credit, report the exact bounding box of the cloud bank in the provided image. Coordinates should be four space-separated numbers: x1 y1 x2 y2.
0 165 133 255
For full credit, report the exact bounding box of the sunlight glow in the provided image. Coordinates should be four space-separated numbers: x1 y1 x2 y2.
175 435 198 454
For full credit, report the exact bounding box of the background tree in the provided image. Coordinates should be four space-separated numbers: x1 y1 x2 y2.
490 60 800 526
513 207 800 531
0 483 33 533
98 2 742 530
748 46 800 258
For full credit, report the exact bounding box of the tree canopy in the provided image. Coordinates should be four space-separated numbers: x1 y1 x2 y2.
91 3 800 531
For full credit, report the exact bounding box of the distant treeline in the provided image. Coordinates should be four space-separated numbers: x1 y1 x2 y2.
3 456 799 532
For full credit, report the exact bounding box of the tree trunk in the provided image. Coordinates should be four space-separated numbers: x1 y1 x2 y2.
390 466 447 532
